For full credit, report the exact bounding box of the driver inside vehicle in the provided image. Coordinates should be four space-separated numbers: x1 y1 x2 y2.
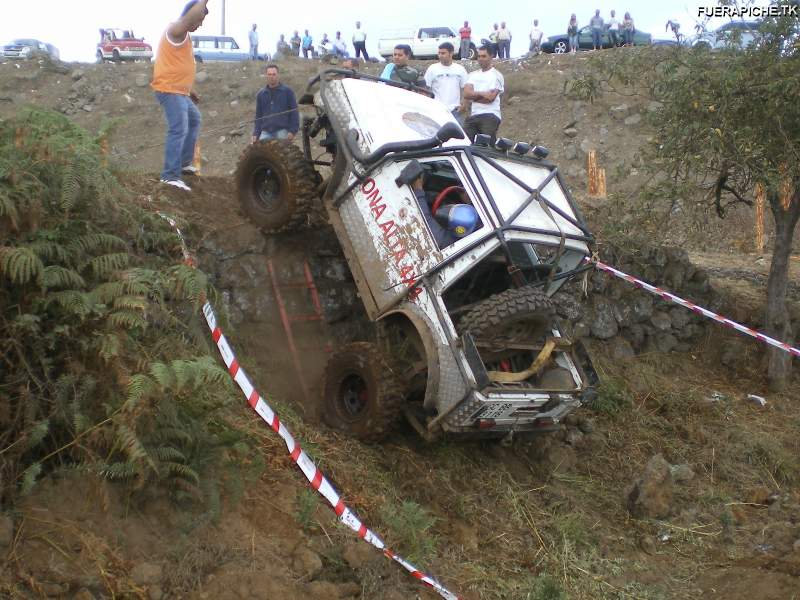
408 168 480 249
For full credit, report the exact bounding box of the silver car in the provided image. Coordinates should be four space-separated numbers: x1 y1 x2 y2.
689 21 760 50
2 39 59 60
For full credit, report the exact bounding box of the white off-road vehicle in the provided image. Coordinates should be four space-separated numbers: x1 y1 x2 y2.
235 70 597 442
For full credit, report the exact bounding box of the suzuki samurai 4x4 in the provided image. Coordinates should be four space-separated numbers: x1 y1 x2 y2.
235 70 598 442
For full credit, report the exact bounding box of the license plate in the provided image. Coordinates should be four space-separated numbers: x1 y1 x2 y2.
479 402 514 419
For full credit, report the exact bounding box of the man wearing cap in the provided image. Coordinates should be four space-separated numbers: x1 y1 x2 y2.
151 0 209 192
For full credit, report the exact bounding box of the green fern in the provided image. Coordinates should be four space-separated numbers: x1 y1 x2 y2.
0 246 44 285
87 252 130 279
108 309 147 330
42 265 86 290
20 463 43 496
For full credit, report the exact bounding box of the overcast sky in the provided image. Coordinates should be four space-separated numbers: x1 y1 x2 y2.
3 0 727 62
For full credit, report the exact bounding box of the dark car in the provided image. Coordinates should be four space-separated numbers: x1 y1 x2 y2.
542 26 652 53
2 38 60 60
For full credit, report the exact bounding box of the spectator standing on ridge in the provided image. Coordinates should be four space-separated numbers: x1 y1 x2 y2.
248 24 259 60
622 12 635 46
529 19 543 55
380 45 420 85
458 21 472 60
332 31 348 57
276 34 291 58
301 30 313 58
568 14 579 53
151 0 209 192
496 22 511 59
488 23 499 57
424 42 468 120
352 21 369 60
590 10 604 50
251 64 299 142
290 30 302 56
462 46 504 144
607 10 620 47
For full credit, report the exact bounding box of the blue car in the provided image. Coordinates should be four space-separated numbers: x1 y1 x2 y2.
192 35 268 62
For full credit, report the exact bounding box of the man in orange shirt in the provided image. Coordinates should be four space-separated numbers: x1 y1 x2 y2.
151 0 209 191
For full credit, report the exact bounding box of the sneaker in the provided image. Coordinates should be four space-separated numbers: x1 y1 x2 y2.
160 178 191 192
181 165 199 175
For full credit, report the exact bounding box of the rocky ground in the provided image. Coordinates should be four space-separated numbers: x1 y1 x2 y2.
1 52 799 600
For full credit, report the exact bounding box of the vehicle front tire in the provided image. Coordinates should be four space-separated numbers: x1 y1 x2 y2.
553 39 569 54
468 44 477 60
322 342 404 442
234 139 319 233
112 49 121 62
96 50 104 63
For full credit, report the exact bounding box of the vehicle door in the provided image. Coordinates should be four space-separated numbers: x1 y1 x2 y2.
415 28 438 57
579 26 592 49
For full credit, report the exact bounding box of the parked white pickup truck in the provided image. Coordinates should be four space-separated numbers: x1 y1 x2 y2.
378 27 476 60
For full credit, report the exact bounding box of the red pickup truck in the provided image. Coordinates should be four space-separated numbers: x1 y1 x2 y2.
97 29 153 63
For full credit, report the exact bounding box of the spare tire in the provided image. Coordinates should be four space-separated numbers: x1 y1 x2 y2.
322 342 404 442
459 286 556 346
234 139 319 233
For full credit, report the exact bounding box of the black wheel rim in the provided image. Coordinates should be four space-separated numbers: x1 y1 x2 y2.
338 373 368 420
252 166 282 213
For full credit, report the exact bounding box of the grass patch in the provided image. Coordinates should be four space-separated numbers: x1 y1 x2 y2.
380 500 438 564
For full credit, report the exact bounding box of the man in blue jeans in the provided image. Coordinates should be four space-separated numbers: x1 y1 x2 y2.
151 0 209 192
589 9 605 50
251 64 299 142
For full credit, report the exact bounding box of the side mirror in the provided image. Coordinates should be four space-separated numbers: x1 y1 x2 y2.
435 121 465 144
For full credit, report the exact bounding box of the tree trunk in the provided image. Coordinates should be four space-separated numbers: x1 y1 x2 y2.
765 187 800 391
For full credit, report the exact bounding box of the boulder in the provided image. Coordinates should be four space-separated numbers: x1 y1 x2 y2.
650 311 672 332
590 299 618 339
195 70 209 83
609 337 635 360
579 138 595 155
612 299 634 327
507 95 522 105
563 143 578 160
647 100 664 113
563 127 578 138
342 541 379 569
626 454 674 518
669 307 691 330
609 103 630 120
632 295 654 322
624 113 642 126
134 73 149 88
670 464 695 483
655 333 678 353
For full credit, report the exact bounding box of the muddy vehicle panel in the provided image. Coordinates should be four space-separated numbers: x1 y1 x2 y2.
236 70 598 442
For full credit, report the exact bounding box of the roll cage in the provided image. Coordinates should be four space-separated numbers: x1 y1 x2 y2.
300 69 594 306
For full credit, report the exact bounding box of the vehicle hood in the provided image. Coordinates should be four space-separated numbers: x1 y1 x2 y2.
328 78 466 155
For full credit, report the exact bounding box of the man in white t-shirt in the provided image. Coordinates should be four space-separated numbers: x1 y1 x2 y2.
607 10 620 47
462 46 504 144
424 42 468 121
352 21 369 60
529 19 543 55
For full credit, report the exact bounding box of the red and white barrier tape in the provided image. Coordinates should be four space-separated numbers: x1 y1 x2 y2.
202 303 461 600
589 257 800 358
154 207 461 600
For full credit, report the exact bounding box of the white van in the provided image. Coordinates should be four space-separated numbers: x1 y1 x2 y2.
377 27 475 60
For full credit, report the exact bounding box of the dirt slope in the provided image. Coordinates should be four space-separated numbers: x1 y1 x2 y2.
1 53 799 600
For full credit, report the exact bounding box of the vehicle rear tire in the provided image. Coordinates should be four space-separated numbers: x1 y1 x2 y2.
234 139 319 233
553 40 569 54
322 342 404 442
459 285 556 346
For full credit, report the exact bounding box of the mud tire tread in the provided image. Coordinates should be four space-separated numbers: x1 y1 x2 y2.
322 342 404 442
458 286 556 341
234 139 319 233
